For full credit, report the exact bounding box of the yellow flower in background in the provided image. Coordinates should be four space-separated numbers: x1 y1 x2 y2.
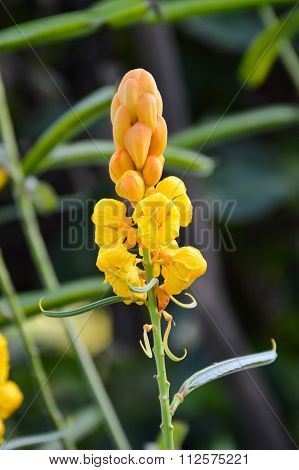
0 334 23 443
156 176 193 227
92 198 136 249
133 192 180 250
0 168 8 190
96 244 146 305
160 246 207 296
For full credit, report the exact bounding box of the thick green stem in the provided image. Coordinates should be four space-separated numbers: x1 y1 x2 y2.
143 248 174 450
0 70 130 450
0 251 74 449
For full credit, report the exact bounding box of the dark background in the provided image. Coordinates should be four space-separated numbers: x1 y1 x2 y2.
0 0 298 450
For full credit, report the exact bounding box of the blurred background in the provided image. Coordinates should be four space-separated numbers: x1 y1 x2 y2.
0 0 298 450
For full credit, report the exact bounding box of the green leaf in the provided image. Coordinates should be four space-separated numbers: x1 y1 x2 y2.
239 9 299 87
170 105 299 149
146 0 299 23
33 140 214 177
1 430 68 450
0 0 148 51
0 276 108 325
40 295 125 318
25 177 59 215
170 340 277 415
22 86 114 175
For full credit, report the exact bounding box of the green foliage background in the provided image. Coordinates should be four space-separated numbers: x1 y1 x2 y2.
0 0 298 450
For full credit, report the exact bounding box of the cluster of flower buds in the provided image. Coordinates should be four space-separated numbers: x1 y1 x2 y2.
109 69 167 204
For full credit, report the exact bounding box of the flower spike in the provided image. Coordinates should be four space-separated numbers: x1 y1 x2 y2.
170 292 197 309
162 312 187 362
139 324 153 359
129 277 159 293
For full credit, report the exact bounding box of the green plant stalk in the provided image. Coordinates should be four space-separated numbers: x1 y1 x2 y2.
259 6 299 94
0 72 130 450
143 248 174 450
0 252 74 449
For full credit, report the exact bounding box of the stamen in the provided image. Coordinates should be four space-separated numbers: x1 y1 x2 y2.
139 324 153 359
162 313 187 362
170 292 197 309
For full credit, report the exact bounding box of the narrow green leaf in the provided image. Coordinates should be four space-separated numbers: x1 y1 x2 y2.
0 0 147 51
22 86 114 175
40 295 125 318
33 140 214 177
239 9 299 87
1 430 67 450
147 0 299 23
170 105 299 149
170 340 277 415
0 276 108 325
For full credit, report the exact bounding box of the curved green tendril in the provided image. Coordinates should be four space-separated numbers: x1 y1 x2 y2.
163 320 187 362
170 292 197 309
129 277 159 293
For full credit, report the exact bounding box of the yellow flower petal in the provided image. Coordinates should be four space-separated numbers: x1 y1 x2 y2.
0 334 9 383
133 193 180 249
96 245 146 305
156 176 193 227
161 246 207 296
0 381 23 420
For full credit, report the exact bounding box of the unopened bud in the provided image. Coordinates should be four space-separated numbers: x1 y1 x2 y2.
136 93 157 131
149 115 167 156
116 170 145 203
113 104 132 149
110 93 121 124
142 155 165 187
109 149 135 183
124 122 152 170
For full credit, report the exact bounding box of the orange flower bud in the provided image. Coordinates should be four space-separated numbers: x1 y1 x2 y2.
109 149 135 183
157 90 163 115
113 104 132 149
110 93 120 124
120 77 142 122
136 93 157 131
156 286 170 313
124 122 152 170
148 115 167 156
116 170 145 203
142 155 165 187
126 227 137 249
119 69 157 96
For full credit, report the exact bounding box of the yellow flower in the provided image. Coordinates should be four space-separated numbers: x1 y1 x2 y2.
0 168 8 190
0 334 23 442
133 193 180 249
92 198 136 249
159 246 207 296
96 244 146 305
156 176 192 227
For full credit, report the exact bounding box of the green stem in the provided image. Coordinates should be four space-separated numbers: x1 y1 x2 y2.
259 6 299 95
0 70 130 450
143 248 174 450
0 251 74 449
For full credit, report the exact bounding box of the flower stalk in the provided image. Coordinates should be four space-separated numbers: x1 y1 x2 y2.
143 248 174 450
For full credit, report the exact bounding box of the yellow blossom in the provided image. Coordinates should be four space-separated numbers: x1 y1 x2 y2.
133 193 180 249
96 244 146 305
0 168 8 190
156 176 192 227
91 198 136 248
0 334 23 443
159 246 207 296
